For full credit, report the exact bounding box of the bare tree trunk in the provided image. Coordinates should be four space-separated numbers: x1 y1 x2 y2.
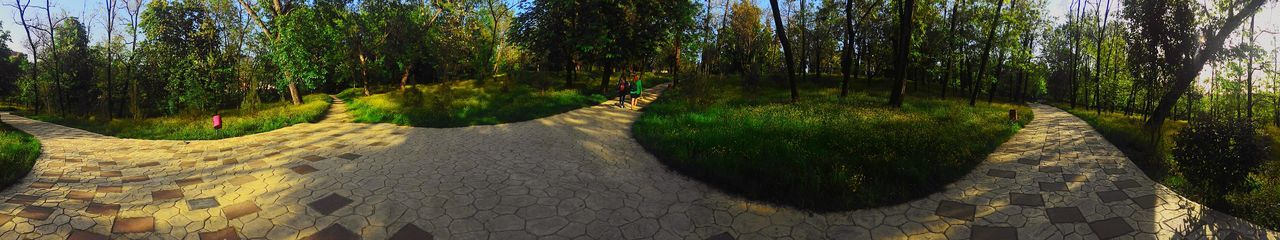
399 64 414 90
1093 0 1111 115
840 0 854 98
970 0 1004 106
103 0 117 119
988 49 1005 103
941 0 962 98
1245 16 1255 119
799 0 808 82
889 0 916 107
768 0 800 103
10 0 41 114
44 0 65 116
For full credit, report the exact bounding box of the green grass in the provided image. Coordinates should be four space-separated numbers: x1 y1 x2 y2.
343 73 670 128
1059 107 1280 231
0 121 40 191
633 75 1032 211
23 94 331 140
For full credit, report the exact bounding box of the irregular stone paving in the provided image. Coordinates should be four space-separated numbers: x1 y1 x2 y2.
0 85 1276 239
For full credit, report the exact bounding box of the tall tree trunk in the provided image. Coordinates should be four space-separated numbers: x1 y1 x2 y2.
399 64 414 90
1245 16 1255 119
45 0 64 116
970 0 1004 106
799 0 808 82
358 51 371 96
988 49 1005 103
889 0 916 107
1093 0 1111 115
1068 0 1082 108
768 0 800 103
601 62 613 94
12 0 41 114
1147 0 1266 129
840 0 854 98
941 0 962 98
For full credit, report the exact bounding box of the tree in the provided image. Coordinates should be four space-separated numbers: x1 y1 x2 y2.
6 0 42 113
1140 0 1267 129
0 22 21 98
840 0 854 97
969 0 1004 106
888 0 915 107
236 0 306 105
768 0 799 103
103 0 119 119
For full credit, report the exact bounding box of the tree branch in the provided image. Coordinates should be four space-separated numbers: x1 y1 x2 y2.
236 0 275 40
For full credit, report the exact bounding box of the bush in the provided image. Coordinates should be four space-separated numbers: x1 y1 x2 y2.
1173 116 1268 208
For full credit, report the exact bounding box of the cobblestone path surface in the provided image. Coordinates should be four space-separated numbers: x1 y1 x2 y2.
0 85 1275 239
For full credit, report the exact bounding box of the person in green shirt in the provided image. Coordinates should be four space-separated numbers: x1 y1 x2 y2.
629 73 643 110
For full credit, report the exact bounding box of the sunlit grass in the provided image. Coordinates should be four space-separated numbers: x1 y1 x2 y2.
0 121 39 191
1061 107 1279 231
25 94 330 140
633 75 1032 211
343 73 670 128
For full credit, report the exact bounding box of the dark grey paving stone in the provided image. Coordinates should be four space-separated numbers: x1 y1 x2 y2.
302 155 327 162
1115 179 1142 189
1039 182 1069 192
936 200 975 221
971 225 1018 240
187 197 220 211
304 224 358 240
337 153 362 160
308 193 353 215
1046 207 1087 223
389 223 434 240
1089 217 1134 239
1010 193 1044 206
1131 195 1162 209
1017 157 1040 165
1039 166 1063 173
987 169 1017 179
1062 173 1087 182
706 232 735 240
1097 190 1130 203
1103 168 1126 174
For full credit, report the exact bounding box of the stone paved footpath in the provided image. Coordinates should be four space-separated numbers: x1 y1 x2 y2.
0 84 1276 239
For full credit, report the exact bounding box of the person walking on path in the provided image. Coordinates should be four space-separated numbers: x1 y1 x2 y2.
630 73 644 110
617 72 631 108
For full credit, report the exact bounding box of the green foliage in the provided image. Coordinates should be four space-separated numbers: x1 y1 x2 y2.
634 75 1032 211
1173 116 1267 208
345 77 608 128
0 121 40 192
26 94 329 140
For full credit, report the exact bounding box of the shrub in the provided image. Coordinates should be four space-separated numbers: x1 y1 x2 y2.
1173 116 1267 208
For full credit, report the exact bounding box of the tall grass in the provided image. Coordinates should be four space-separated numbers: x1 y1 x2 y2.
633 75 1032 211
1061 107 1280 231
25 94 330 140
0 121 39 191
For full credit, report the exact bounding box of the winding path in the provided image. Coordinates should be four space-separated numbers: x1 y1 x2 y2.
0 86 1275 239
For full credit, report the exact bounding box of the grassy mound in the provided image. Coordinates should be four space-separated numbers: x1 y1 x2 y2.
634 75 1032 211
0 121 40 191
1060 108 1280 231
26 94 330 140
